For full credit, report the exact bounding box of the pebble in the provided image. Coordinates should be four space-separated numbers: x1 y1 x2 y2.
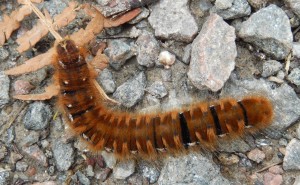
20 131 40 147
263 172 283 185
22 144 48 167
247 148 266 163
95 168 112 182
217 153 240 166
148 0 198 42
113 159 135 179
239 5 293 60
104 39 135 70
218 138 250 153
188 14 236 92
147 81 168 99
269 165 284 175
161 69 172 82
129 7 150 24
85 165 94 177
285 0 300 17
23 102 52 130
16 161 29 172
210 0 251 19
261 60 283 77
248 0 267 9
75 171 90 185
9 152 23 164
0 72 10 108
158 51 176 69
262 146 274 161
279 138 288 146
97 68 116 94
293 42 300 58
0 47 9 62
158 153 230 184
13 80 34 95
52 140 74 171
0 142 7 161
136 32 160 68
283 138 300 170
0 171 11 185
101 151 116 168
287 68 300 86
215 0 234 9
296 124 300 139
138 162 160 184
113 72 147 108
182 44 192 64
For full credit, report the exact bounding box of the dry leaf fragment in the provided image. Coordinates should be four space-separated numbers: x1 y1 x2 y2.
13 83 59 100
103 8 142 28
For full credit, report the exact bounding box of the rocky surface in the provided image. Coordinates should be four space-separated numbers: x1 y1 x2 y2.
0 0 300 184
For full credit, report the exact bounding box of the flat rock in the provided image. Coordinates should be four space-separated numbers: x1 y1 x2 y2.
287 68 300 86
283 138 300 170
113 72 147 108
210 0 251 19
0 72 10 108
262 60 283 77
285 0 300 17
97 68 116 94
23 102 52 130
52 140 74 171
188 14 236 92
148 0 198 42
158 153 230 185
239 5 293 60
113 160 135 180
136 31 160 68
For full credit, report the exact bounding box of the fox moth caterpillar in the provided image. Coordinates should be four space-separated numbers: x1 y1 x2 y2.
54 39 274 159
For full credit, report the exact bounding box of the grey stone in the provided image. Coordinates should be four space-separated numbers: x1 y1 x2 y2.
276 70 285 80
129 7 150 24
158 153 230 185
43 0 67 17
182 44 191 64
97 68 116 94
239 5 293 60
147 81 167 99
101 151 116 168
285 0 300 17
215 0 234 9
138 162 160 184
287 68 300 86
113 72 147 108
148 0 198 42
293 42 300 58
283 139 300 170
221 75 300 133
53 140 74 171
0 47 9 62
86 165 94 177
104 39 135 70
23 102 51 130
22 144 47 167
0 72 10 108
136 32 160 68
76 171 90 185
188 14 236 92
113 159 135 179
262 60 283 77
16 161 28 172
20 131 39 147
248 0 268 9
0 171 10 185
210 0 251 19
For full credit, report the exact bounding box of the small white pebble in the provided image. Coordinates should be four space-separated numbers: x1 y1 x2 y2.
158 51 176 69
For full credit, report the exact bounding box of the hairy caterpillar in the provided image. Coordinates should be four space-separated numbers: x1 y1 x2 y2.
55 39 274 159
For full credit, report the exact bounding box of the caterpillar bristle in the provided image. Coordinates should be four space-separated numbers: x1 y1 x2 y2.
53 39 274 159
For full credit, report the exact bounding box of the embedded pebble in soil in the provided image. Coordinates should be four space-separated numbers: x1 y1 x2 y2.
9 152 23 164
148 0 198 42
113 72 147 108
20 131 39 147
210 0 251 19
239 5 293 60
22 144 48 167
113 159 135 180
97 68 116 94
0 72 10 108
188 13 236 92
263 172 283 185
23 102 52 130
287 68 300 86
247 148 266 163
16 161 28 172
52 140 74 171
261 60 283 78
147 81 168 99
269 165 284 175
283 138 300 170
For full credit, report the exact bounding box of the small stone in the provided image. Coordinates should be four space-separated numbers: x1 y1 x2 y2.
262 146 274 161
218 153 240 166
263 172 283 185
276 70 285 80
248 0 267 9
210 0 251 19
104 39 135 70
247 148 266 163
161 69 172 82
0 47 9 62
97 68 116 94
215 0 234 9
148 0 198 42
268 165 284 175
296 124 300 139
0 72 10 108
182 44 191 64
95 168 112 182
136 32 160 68
86 165 94 177
239 5 293 60
26 166 36 177
23 102 52 130
21 131 39 147
113 72 147 108
279 138 288 146
283 138 300 170
285 0 300 17
0 171 11 185
0 143 7 161
188 14 236 92
147 81 168 99
139 162 160 184
101 151 116 168
53 140 74 171
113 160 135 179
16 161 29 172
41 140 50 148
158 51 176 69
76 171 90 185
293 42 300 58
279 147 286 156
287 68 300 86
145 94 160 106
9 152 23 164
13 80 34 95
22 144 47 167
262 60 283 77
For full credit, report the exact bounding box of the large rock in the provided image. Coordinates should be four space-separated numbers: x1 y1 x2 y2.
188 14 236 92
239 5 293 60
148 0 198 42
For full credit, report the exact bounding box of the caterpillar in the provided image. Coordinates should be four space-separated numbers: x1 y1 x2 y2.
54 39 274 159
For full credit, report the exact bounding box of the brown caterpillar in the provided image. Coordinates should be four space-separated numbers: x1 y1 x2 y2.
54 39 274 159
